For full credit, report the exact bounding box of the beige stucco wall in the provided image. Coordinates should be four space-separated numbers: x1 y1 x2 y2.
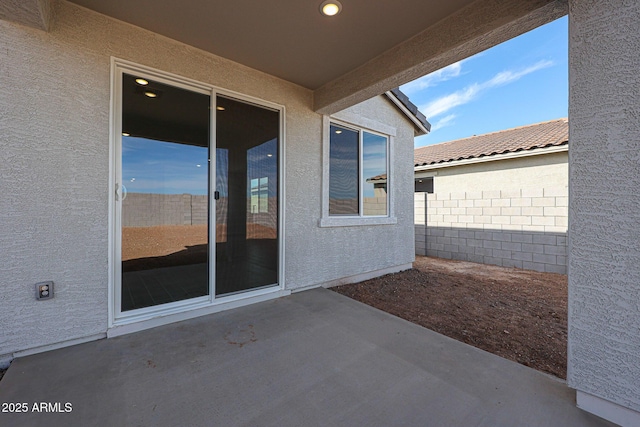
568 0 640 421
415 152 568 273
0 1 415 358
287 95 416 289
419 151 568 194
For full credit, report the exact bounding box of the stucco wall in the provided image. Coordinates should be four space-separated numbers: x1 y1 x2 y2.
0 1 415 357
568 0 640 417
415 153 568 273
420 151 568 193
287 95 416 288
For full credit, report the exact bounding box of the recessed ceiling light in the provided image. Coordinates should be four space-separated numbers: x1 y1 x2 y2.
144 91 157 98
267 154 273 157
320 1 342 16
216 106 225 111
135 78 149 86
122 132 130 137
335 130 343 134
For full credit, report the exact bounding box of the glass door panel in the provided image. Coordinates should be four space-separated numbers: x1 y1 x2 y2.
215 96 279 295
120 73 210 311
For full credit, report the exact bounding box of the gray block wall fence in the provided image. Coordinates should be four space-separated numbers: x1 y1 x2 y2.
415 187 568 274
122 193 210 227
122 193 280 230
415 192 427 256
328 197 388 216
124 193 383 228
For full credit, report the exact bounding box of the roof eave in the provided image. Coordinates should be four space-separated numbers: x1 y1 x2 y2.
414 143 568 171
384 90 430 136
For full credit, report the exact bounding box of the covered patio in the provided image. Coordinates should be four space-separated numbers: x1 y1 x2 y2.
1 1 639 425
0 288 612 426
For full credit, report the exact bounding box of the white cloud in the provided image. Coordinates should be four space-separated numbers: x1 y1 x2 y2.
422 84 481 119
430 114 457 132
401 61 464 94
485 60 554 87
421 60 554 119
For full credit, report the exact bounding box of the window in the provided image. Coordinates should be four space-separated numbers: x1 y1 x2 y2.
250 177 269 214
328 123 389 217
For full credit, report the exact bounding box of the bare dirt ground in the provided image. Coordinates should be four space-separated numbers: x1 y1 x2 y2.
123 225 209 261
332 256 568 379
122 224 276 261
122 224 276 271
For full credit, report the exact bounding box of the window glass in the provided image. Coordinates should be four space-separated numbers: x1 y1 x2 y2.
250 177 269 213
120 73 210 311
216 96 279 295
363 132 388 216
329 125 359 215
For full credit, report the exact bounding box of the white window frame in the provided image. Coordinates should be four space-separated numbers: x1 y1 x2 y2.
319 114 397 227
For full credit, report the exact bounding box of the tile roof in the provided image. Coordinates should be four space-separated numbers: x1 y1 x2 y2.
366 174 388 182
414 118 568 167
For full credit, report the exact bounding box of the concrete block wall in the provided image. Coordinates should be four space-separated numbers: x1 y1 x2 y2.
329 199 358 215
247 198 278 230
122 193 200 227
191 195 208 225
417 187 568 273
123 193 278 231
328 197 388 217
414 192 427 256
363 196 388 216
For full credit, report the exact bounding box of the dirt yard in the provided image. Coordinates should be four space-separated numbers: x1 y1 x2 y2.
122 224 276 261
121 224 276 271
332 256 567 379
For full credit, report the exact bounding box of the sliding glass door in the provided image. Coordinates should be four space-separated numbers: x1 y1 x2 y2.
115 66 280 317
119 74 211 312
214 96 279 296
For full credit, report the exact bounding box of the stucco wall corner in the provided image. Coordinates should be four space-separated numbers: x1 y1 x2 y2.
567 0 640 418
0 0 55 31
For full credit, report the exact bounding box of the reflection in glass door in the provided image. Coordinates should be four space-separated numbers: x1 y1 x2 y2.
215 96 279 295
119 74 210 311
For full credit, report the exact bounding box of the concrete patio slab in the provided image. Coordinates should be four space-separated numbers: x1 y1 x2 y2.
0 288 615 427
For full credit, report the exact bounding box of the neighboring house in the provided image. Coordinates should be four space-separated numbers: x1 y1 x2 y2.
1 2 639 426
414 119 568 274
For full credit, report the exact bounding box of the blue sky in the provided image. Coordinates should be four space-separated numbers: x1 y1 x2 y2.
402 16 568 148
123 137 278 196
123 137 209 195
